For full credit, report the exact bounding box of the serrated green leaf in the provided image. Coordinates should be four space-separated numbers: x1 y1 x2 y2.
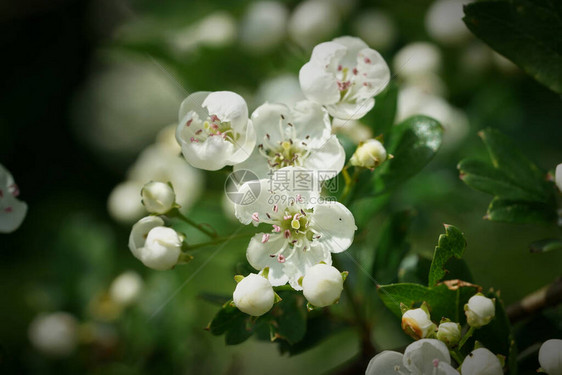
464 0 562 94
378 282 480 324
428 225 467 286
371 210 414 285
272 292 307 344
530 238 562 253
486 197 557 224
369 81 398 136
458 158 547 202
208 301 254 345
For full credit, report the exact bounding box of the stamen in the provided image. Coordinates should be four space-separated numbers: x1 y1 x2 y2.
195 129 203 135
337 65 342 71
262 233 270 243
5 207 13 213
252 212 259 222
280 114 285 120
296 194 303 203
266 213 271 219
210 114 220 122
273 205 278 213
364 57 372 64
301 142 307 146
284 229 291 238
432 359 439 368
353 67 358 75
284 215 292 220
186 119 192 127
277 254 286 263
190 137 198 143
287 122 293 127
272 224 281 232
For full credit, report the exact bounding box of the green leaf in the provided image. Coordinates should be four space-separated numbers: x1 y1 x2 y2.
378 282 480 324
486 197 557 224
463 0 562 94
530 238 562 253
458 158 547 202
398 254 432 284
207 301 254 345
428 225 467 286
478 129 549 199
371 210 415 284
369 81 398 136
270 291 307 344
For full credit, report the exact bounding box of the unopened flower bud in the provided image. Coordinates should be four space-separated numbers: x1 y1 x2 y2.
141 181 176 214
539 339 562 375
436 321 461 347
233 273 275 316
28 312 78 357
109 271 143 306
349 139 387 169
461 348 503 375
402 307 436 340
302 264 344 307
465 294 495 328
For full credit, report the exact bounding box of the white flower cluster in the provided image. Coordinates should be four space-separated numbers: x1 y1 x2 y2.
0 163 27 233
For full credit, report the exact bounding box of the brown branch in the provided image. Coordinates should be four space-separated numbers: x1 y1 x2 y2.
506 277 562 323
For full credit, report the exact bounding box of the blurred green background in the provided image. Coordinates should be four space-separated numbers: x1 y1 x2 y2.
1 0 561 374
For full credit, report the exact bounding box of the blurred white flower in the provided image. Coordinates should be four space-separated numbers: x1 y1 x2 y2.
393 42 442 82
350 139 388 170
425 0 472 45
366 339 459 375
539 339 562 375
129 216 182 270
331 118 373 144
141 181 176 214
402 307 437 340
168 11 237 53
465 294 495 328
233 273 275 316
288 0 340 49
555 164 562 192
107 180 145 223
156 124 182 156
302 263 344 307
73 60 183 158
234 101 345 179
397 86 469 149
240 1 288 52
460 43 494 74
234 167 356 289
0 163 27 233
109 271 143 306
461 348 503 375
28 312 78 357
300 36 390 120
255 74 305 107
491 52 519 73
353 10 397 50
176 91 256 171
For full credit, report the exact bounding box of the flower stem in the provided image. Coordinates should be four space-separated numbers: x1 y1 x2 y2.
184 232 254 251
340 166 359 204
450 349 464 366
168 208 217 238
458 326 475 351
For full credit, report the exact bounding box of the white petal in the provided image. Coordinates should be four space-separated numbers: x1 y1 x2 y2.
128 216 165 259
232 149 272 179
365 351 409 375
436 362 460 375
310 201 356 253
202 91 249 132
251 102 292 145
539 339 562 375
234 178 278 225
332 36 369 67
180 134 236 171
178 92 210 124
403 339 451 374
303 135 346 178
555 163 562 192
355 48 391 99
299 61 340 105
0 197 27 233
285 244 332 290
326 98 375 121
246 233 289 286
225 118 256 165
308 41 347 70
292 100 332 146
461 348 503 375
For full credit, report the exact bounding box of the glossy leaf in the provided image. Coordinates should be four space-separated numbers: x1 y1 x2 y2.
530 238 562 253
428 225 467 286
369 81 398 136
486 197 557 224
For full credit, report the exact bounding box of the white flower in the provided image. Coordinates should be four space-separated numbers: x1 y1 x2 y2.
288 0 340 49
168 11 237 53
28 312 78 357
353 10 397 50
0 163 27 233
108 181 146 223
393 42 442 81
425 0 472 45
332 118 373 144
302 263 343 307
240 1 288 52
176 91 256 170
461 348 503 375
129 216 182 270
234 101 345 179
539 339 562 375
465 294 495 328
156 124 182 155
299 36 390 120
402 308 437 340
366 339 459 375
233 273 275 316
141 181 176 214
109 271 143 306
349 139 387 169
555 164 562 192
436 321 461 347
234 167 356 289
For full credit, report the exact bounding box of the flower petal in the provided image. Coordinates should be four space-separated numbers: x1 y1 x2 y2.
292 100 332 146
246 233 289 286
226 118 256 165
178 92 210 124
332 36 369 67
303 135 346 178
326 98 375 121
299 61 340 105
202 91 249 132
365 351 409 375
0 197 27 233
310 201 356 253
403 339 451 374
251 102 292 145
128 216 165 259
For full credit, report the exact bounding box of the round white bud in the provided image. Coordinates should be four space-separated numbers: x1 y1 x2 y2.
141 181 176 214
539 339 562 375
28 312 78 357
350 139 387 169
233 273 275 316
425 0 472 45
393 42 442 80
240 1 288 52
461 348 503 375
141 227 182 270
402 308 436 340
109 271 143 306
302 264 344 307
465 294 495 328
436 321 461 347
288 0 340 49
